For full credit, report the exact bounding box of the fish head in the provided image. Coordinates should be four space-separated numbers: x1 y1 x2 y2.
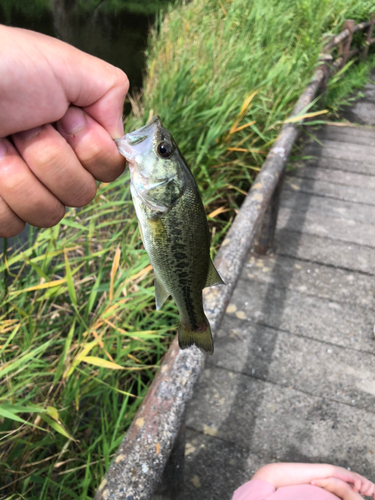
115 116 185 211
115 115 180 181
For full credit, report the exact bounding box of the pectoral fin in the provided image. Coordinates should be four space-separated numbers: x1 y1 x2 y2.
154 276 170 310
204 260 225 288
138 221 145 246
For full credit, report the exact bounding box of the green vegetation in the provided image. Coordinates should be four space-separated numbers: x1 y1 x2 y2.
1 0 374 498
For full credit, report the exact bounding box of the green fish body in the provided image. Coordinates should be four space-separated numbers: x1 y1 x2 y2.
115 116 224 354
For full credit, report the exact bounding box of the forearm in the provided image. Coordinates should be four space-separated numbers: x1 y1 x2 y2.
252 463 335 489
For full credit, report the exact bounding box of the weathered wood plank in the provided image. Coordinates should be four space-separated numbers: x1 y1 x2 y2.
281 189 375 225
304 143 375 163
284 176 375 205
212 315 375 411
342 100 375 126
288 164 375 189
277 207 375 248
276 230 375 275
184 430 266 500
306 138 375 156
186 366 375 473
243 253 375 308
304 156 375 176
184 52 375 500
224 279 375 352
311 124 375 144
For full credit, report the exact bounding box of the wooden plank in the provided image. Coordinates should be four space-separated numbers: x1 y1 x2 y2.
280 190 375 225
224 279 375 351
243 253 375 308
184 430 266 500
305 138 375 158
304 159 375 177
304 156 375 176
342 101 375 126
312 124 375 143
284 176 375 205
276 230 375 275
186 366 375 474
212 315 375 411
277 207 375 248
288 164 375 189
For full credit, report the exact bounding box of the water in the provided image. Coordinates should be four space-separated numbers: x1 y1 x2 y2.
0 0 172 249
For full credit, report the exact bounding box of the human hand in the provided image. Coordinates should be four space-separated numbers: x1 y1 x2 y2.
0 25 129 238
312 477 363 500
329 466 375 497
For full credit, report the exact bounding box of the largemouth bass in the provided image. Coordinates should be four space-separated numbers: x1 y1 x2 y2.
115 116 224 354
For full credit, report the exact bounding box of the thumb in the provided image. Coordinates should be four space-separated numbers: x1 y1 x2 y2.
10 27 129 139
52 37 129 139
82 66 129 139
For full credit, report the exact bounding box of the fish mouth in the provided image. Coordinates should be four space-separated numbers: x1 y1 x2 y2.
115 115 161 162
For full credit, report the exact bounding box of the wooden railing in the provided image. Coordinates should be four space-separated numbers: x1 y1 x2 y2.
94 17 375 500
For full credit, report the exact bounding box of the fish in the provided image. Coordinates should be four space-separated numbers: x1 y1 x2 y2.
115 116 224 355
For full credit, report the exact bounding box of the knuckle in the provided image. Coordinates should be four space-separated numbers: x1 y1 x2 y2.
34 143 62 169
42 204 66 228
95 161 125 182
73 178 97 207
0 221 25 238
0 197 25 237
0 158 26 193
80 143 125 182
80 140 104 165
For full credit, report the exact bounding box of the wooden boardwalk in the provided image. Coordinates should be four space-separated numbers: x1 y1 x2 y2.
183 81 375 499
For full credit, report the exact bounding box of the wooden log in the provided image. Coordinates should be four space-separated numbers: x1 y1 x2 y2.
338 19 355 68
362 16 375 61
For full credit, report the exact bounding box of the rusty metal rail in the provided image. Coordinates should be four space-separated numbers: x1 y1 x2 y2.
94 17 375 500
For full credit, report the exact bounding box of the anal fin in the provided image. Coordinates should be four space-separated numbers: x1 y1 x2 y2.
205 259 225 288
154 276 170 310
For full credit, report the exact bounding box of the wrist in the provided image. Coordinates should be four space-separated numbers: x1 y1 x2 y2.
325 464 336 478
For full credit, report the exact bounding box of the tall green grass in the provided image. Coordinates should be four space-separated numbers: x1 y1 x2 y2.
1 0 374 497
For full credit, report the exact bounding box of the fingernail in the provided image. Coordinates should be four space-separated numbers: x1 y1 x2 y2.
16 126 42 141
59 107 86 134
0 139 6 160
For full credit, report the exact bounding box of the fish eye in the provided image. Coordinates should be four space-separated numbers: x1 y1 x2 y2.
157 141 172 158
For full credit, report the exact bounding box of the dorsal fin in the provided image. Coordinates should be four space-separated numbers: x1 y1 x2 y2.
205 260 225 288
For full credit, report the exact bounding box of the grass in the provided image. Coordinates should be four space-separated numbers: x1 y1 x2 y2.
1 0 375 497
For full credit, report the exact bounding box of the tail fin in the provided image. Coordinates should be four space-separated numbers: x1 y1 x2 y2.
178 318 214 355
